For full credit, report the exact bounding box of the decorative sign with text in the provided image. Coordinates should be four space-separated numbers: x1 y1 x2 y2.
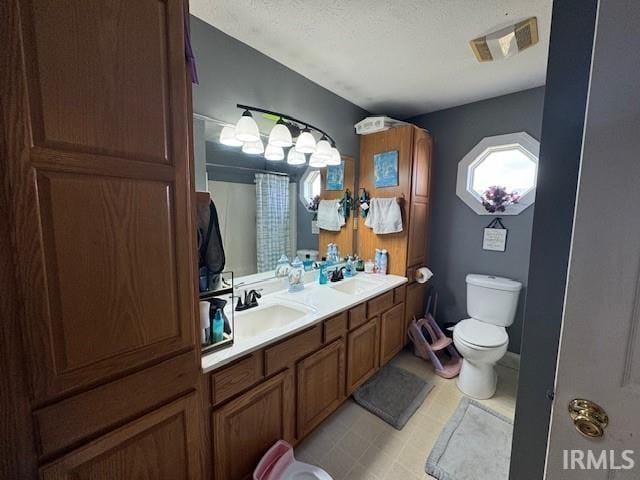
483 218 508 252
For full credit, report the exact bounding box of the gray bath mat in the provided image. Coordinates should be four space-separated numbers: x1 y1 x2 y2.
353 364 434 429
426 398 513 480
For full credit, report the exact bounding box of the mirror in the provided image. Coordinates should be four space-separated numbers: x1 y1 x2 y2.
193 114 355 285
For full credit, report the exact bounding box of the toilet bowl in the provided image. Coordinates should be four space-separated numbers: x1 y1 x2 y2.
254 440 332 480
453 274 521 399
454 318 509 399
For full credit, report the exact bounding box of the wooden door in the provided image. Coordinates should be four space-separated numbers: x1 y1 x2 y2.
545 2 640 476
405 282 427 342
407 130 432 268
6 0 197 403
379 303 405 365
347 317 380 394
297 339 346 438
40 393 202 479
213 370 295 480
357 126 414 276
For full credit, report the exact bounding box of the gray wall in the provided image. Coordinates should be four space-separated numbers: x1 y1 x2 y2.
190 16 368 250
408 87 545 353
509 1 597 478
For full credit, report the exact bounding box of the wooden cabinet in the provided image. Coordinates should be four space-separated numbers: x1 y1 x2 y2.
379 303 406 364
358 125 433 277
347 317 380 394
212 370 295 480
297 339 346 438
40 393 202 480
2 1 203 477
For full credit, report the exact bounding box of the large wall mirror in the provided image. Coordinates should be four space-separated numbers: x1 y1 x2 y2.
194 115 355 285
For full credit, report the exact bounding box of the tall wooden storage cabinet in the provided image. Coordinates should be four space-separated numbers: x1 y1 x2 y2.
1 1 203 478
358 126 433 332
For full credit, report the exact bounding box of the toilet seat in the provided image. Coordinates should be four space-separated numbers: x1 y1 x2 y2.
454 318 508 349
280 461 332 479
254 440 333 480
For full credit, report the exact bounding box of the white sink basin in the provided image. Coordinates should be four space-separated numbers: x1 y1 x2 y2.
233 303 310 339
330 278 377 295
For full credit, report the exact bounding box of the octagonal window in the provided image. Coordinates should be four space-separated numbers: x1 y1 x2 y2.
457 132 540 215
300 168 321 211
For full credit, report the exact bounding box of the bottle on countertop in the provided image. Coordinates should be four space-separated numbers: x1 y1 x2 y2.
374 248 382 273
302 254 313 272
318 257 328 285
379 249 388 275
212 308 224 343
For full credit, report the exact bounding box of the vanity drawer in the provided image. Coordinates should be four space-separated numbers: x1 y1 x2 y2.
265 325 323 376
348 303 368 330
367 290 394 318
210 351 264 406
393 286 406 305
324 312 348 343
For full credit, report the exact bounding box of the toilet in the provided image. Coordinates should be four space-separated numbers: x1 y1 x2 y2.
453 274 522 399
254 440 332 480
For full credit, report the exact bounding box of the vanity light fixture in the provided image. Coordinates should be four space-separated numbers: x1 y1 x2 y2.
327 146 342 166
287 148 306 165
309 152 328 168
242 138 264 155
234 110 260 142
314 136 333 160
219 125 243 147
230 104 340 168
268 118 293 147
295 127 317 154
265 144 285 161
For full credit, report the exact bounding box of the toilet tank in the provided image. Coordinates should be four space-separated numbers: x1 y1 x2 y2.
466 274 522 327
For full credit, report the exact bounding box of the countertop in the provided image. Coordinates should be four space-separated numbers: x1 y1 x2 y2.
201 273 408 373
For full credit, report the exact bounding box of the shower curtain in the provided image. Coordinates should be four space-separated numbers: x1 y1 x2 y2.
255 173 290 272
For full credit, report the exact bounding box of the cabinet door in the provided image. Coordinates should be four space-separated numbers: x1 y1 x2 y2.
297 339 346 438
8 0 196 402
213 370 295 480
40 393 201 480
380 303 406 365
347 317 380 394
405 282 428 341
407 130 432 267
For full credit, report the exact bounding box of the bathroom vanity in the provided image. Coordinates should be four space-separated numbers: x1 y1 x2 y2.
201 275 410 480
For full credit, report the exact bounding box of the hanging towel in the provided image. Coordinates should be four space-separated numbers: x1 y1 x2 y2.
365 197 403 234
316 199 345 231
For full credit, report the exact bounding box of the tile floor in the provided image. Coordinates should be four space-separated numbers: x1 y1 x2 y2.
295 349 519 480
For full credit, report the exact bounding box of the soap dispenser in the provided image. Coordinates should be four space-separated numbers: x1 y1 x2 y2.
288 256 305 292
344 256 354 278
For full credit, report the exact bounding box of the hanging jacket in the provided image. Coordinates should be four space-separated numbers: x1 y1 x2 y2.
197 200 226 274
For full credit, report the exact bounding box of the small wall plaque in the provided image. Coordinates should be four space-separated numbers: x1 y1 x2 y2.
483 218 508 252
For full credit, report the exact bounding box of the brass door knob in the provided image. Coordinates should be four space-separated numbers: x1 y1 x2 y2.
568 399 609 438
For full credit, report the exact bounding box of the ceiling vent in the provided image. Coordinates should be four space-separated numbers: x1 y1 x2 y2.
470 17 539 62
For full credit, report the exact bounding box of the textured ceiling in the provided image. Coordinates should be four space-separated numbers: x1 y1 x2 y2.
190 0 552 117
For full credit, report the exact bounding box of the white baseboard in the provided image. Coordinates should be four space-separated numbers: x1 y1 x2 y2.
498 351 520 371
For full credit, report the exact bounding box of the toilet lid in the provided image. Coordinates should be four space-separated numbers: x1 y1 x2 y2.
455 318 508 348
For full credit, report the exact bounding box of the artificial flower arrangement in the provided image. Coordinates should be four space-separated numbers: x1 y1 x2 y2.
307 195 320 212
481 186 520 213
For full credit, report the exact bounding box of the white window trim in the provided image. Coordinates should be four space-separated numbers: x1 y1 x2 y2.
299 167 321 211
456 132 540 215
